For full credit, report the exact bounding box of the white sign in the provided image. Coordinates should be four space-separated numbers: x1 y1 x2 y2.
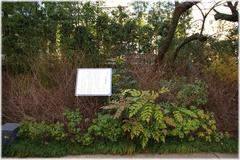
75 68 112 96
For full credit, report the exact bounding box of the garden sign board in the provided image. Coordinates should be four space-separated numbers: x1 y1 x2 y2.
75 68 112 96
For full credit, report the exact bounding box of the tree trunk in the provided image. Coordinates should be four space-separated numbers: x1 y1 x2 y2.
172 33 208 62
154 2 198 67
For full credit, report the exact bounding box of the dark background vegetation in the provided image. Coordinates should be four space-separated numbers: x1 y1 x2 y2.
2 1 238 137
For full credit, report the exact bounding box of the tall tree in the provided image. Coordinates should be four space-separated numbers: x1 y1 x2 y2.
154 1 198 66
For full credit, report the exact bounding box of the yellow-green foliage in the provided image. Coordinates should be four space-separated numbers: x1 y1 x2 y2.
176 80 208 106
19 109 91 145
88 114 123 142
63 109 82 142
207 55 237 82
105 89 226 148
18 88 227 149
118 89 169 148
18 121 66 141
164 105 219 142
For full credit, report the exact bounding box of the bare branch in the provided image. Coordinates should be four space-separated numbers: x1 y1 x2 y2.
227 2 236 14
233 1 238 8
195 4 204 17
214 1 238 22
214 13 238 22
205 1 222 17
213 8 220 13
172 34 208 62
172 1 221 61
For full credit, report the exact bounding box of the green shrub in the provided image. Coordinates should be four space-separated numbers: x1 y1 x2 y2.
112 56 137 97
88 114 123 142
18 89 226 149
49 122 66 141
80 133 94 146
64 109 82 133
18 121 49 141
103 88 169 148
160 103 221 142
158 79 208 107
103 88 225 148
18 109 83 143
63 109 82 142
176 80 208 106
18 121 65 142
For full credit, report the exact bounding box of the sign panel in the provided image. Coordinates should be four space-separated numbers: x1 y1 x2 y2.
75 68 112 96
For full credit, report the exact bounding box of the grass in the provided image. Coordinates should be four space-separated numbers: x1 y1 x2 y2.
2 138 238 157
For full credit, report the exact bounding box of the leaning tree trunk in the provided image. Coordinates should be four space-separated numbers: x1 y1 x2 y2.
154 2 198 68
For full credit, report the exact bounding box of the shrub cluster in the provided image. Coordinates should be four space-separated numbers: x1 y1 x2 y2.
18 121 65 142
102 88 227 148
157 78 208 107
18 82 228 148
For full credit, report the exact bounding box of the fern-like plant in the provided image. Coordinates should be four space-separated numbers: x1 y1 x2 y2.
103 88 226 148
103 88 169 148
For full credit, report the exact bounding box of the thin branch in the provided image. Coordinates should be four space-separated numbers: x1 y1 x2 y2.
233 1 238 8
195 1 223 35
214 1 238 22
195 4 204 17
172 1 222 62
205 1 222 17
172 33 208 62
213 8 220 13
189 19 203 27
227 2 236 14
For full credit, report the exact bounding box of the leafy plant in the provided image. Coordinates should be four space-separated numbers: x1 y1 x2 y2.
104 88 226 148
49 122 66 141
63 109 82 143
18 121 49 141
103 88 169 148
207 55 237 82
19 110 85 144
64 109 82 126
88 114 123 142
80 133 94 146
176 80 208 106
112 56 137 97
160 103 219 142
18 121 65 142
18 89 227 149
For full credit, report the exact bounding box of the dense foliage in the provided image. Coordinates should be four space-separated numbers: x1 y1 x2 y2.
88 114 123 142
18 121 65 141
17 85 228 149
2 1 238 156
2 1 192 74
103 88 227 148
176 80 208 107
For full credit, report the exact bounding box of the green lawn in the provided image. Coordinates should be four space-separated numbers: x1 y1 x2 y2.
2 138 238 157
